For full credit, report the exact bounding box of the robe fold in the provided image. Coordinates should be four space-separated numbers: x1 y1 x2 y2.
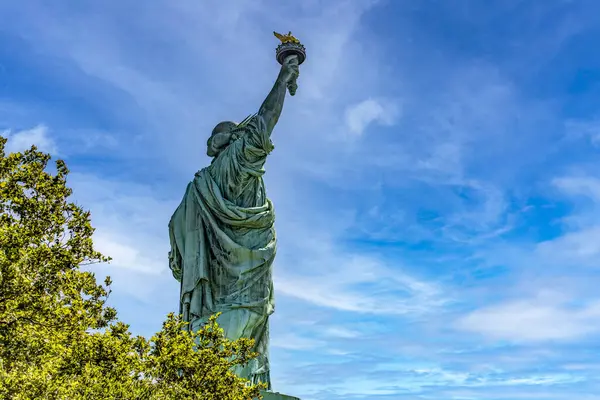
168 114 276 387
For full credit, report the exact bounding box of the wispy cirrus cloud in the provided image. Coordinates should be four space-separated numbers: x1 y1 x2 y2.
565 119 600 148
2 125 56 154
457 291 600 342
344 97 400 137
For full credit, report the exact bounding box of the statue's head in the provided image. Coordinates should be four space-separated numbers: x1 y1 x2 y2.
207 121 237 157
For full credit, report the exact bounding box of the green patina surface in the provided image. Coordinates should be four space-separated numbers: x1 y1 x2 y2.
168 53 301 393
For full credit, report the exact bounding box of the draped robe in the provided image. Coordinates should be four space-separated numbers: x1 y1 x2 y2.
168 114 276 387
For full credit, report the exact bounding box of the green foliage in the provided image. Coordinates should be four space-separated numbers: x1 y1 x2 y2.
0 137 265 399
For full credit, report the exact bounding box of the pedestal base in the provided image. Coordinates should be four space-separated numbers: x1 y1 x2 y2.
259 390 301 400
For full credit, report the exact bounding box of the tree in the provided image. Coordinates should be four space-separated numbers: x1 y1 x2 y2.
0 136 266 399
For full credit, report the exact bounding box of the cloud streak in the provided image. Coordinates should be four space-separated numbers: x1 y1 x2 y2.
2 125 56 154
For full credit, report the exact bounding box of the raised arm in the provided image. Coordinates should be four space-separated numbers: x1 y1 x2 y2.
258 55 299 135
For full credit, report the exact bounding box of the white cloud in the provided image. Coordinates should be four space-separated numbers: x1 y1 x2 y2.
344 98 399 137
324 348 352 356
534 176 600 265
441 181 510 243
322 326 361 339
65 130 119 155
416 142 463 177
3 125 57 155
565 119 600 148
93 232 164 275
276 247 448 315
68 173 178 302
457 293 600 342
271 333 326 351
536 226 600 265
308 369 582 399
553 176 600 201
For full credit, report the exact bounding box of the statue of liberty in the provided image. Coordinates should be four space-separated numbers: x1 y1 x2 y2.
168 48 301 389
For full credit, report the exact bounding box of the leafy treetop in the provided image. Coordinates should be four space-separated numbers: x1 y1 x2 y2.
0 136 265 399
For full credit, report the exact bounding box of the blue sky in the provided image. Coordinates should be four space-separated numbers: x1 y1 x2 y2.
2 0 600 398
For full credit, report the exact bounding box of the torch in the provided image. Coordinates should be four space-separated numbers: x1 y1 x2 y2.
274 31 306 96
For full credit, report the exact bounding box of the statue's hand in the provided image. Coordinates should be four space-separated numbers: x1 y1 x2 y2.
281 55 299 85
